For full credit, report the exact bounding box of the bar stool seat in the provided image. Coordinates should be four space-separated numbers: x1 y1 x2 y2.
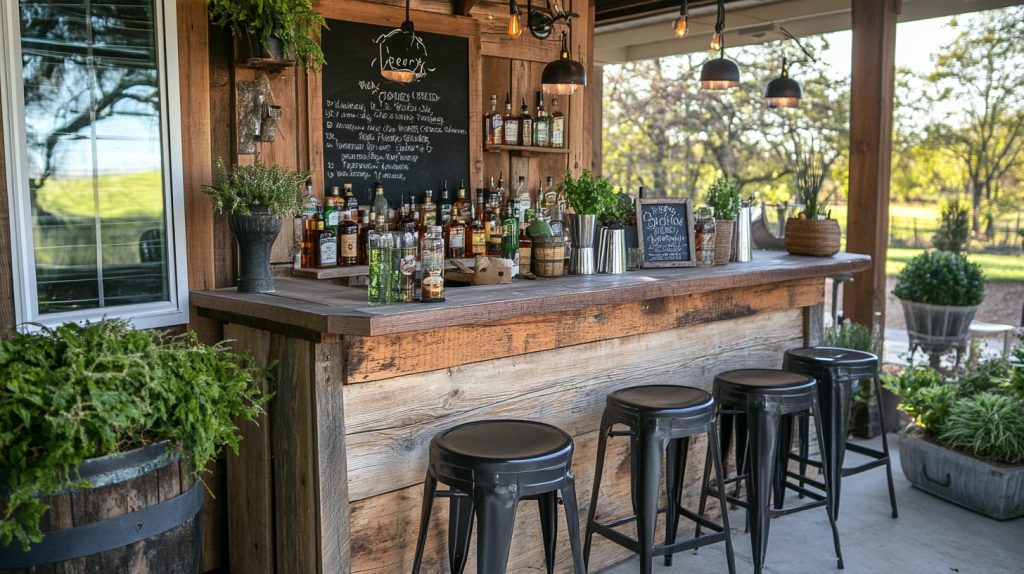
779 347 899 521
412 420 585 574
585 385 735 574
702 369 843 574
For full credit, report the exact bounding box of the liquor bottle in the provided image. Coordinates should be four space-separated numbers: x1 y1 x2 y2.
485 193 503 256
495 173 506 210
395 229 418 302
519 98 533 146
302 209 318 267
502 199 520 275
484 94 503 145
544 176 559 213
550 98 565 148
339 210 359 266
534 92 550 147
468 211 487 257
371 181 388 225
515 175 531 224
344 183 359 221
421 226 446 303
421 190 437 229
535 178 548 219
302 178 320 218
473 188 485 225
367 222 393 306
549 191 565 237
315 207 338 268
324 186 342 232
438 179 453 225
502 93 519 145
453 180 472 223
518 222 532 275
402 196 420 235
293 215 304 269
444 208 467 258
358 212 372 265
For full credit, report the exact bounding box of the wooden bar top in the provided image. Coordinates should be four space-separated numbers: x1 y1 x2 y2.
191 251 870 336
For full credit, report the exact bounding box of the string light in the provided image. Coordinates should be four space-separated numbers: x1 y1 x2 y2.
673 0 689 38
508 0 523 39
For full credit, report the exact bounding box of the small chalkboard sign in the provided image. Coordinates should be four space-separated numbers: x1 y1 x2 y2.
636 198 695 268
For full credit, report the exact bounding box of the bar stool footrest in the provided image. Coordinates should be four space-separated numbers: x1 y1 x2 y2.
843 457 889 476
770 498 827 517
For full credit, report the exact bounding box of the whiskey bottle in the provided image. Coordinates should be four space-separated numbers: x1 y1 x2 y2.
444 208 467 258
438 179 453 226
535 178 548 219
484 94 503 145
518 222 532 275
315 208 338 268
343 183 359 221
550 98 565 148
468 212 487 257
519 98 533 146
485 193 503 256
453 180 472 223
503 93 519 145
324 186 342 233
534 92 550 148
339 211 359 266
358 212 372 265
371 181 388 226
302 178 319 219
421 190 437 229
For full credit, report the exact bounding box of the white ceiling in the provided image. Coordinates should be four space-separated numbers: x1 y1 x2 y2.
595 0 1023 63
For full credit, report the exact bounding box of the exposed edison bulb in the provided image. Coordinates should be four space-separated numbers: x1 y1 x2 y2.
710 31 723 51
508 12 523 39
673 15 689 38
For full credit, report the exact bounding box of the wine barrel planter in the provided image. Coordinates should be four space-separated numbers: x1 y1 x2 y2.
0 442 202 573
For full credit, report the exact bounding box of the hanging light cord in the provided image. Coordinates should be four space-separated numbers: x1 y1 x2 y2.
715 0 725 53
779 26 816 62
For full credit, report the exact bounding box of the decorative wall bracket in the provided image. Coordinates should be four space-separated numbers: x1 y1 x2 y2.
236 75 282 155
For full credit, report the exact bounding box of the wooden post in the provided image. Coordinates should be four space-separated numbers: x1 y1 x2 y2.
844 0 899 327
591 64 604 176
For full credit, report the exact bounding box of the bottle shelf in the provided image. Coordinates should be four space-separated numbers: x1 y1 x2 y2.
292 258 477 280
236 58 296 73
484 144 570 157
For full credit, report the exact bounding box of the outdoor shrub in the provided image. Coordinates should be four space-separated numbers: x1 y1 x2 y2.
932 199 970 254
0 320 269 550
884 367 955 430
892 250 984 306
959 356 1016 397
705 176 741 221
938 393 1024 465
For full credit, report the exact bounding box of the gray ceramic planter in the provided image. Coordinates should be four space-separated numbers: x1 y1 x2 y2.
897 431 1024 520
228 210 282 293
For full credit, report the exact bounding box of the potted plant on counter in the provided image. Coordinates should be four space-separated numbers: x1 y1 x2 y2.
0 320 268 569
601 191 639 250
560 170 619 274
893 250 984 368
885 352 1024 520
203 157 308 293
784 154 840 257
705 176 741 265
208 0 328 70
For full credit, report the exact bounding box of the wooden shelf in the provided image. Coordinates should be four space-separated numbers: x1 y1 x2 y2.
485 144 570 156
292 258 476 280
236 58 296 72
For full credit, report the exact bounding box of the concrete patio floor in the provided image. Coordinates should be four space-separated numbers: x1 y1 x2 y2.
599 436 1024 574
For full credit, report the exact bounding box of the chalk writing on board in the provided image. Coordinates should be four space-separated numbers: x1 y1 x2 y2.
636 199 695 268
373 29 435 81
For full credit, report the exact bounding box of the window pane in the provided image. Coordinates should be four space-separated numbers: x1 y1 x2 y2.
19 0 169 315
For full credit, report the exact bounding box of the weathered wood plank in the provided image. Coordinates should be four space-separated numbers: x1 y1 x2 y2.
224 324 275 574
344 309 803 500
312 340 352 574
345 277 822 383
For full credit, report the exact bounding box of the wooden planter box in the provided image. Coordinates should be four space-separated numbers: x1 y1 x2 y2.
896 431 1024 520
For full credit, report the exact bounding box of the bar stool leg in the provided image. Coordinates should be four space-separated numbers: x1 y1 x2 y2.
411 472 437 574
695 410 717 540
537 492 558 574
635 430 664 574
772 415 794 510
707 421 737 574
811 394 845 570
797 416 809 497
664 436 689 566
746 406 781 574
448 493 475 574
873 374 900 519
584 413 611 568
474 487 519 574
560 472 588 574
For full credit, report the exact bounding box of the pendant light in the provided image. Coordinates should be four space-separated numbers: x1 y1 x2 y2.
700 0 739 90
765 56 801 108
380 0 418 83
542 30 587 95
508 0 523 39
673 0 689 38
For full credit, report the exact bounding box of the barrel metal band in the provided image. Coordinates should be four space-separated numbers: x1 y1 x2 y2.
0 481 203 568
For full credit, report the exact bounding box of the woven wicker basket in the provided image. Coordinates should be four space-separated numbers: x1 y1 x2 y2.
532 236 567 277
713 220 734 265
784 218 840 257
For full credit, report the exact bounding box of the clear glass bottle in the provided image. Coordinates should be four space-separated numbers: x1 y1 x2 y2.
367 225 393 306
519 98 533 146
393 230 418 303
515 176 530 224
302 177 319 218
421 226 446 303
438 179 453 226
484 94 503 145
343 183 359 221
444 207 467 258
503 93 519 145
695 206 717 267
550 98 565 148
324 185 342 232
453 179 472 223
371 181 388 225
534 91 550 147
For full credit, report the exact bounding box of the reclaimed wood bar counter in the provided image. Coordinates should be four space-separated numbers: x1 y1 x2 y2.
191 251 870 574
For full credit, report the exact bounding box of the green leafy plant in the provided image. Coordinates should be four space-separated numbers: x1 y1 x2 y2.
203 157 308 216
208 0 328 71
932 199 971 255
892 250 984 306
939 393 1024 465
883 367 955 431
705 176 741 221
794 151 831 219
560 170 619 216
600 192 637 227
826 321 883 404
0 320 270 550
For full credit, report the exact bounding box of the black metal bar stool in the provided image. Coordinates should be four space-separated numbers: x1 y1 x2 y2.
411 419 585 574
583 385 735 574
699 369 843 574
777 347 899 520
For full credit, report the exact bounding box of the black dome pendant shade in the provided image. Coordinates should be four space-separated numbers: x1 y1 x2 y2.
700 55 739 90
542 31 587 95
380 0 418 83
765 60 802 108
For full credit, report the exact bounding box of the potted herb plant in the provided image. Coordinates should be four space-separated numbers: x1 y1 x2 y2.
560 170 619 275
601 191 638 249
203 157 307 293
893 250 984 368
208 0 328 71
0 320 268 569
885 353 1024 520
705 176 741 265
784 154 840 257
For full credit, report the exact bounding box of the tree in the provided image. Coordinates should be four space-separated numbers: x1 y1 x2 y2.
925 7 1024 236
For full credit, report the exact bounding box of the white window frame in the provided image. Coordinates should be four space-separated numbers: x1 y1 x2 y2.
0 0 189 330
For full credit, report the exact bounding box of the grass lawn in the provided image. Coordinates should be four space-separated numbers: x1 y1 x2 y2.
886 248 1024 282
36 171 163 219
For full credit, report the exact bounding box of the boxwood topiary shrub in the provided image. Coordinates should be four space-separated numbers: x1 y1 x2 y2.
892 250 984 307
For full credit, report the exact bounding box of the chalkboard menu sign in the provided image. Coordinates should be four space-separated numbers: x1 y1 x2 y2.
636 198 695 268
320 18 470 204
